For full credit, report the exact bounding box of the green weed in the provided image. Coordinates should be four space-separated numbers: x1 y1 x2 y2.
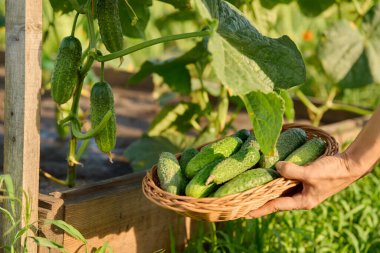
183 164 380 253
0 174 112 252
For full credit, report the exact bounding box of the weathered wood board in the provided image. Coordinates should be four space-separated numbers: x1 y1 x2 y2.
38 171 192 253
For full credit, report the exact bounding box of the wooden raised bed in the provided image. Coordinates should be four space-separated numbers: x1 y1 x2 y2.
37 171 193 253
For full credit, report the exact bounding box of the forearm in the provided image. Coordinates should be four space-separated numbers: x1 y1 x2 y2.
344 106 380 177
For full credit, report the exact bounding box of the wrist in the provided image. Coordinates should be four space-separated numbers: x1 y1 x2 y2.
341 149 373 180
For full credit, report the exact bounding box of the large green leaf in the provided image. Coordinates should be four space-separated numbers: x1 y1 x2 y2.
279 89 295 122
129 60 191 94
363 3 380 83
318 20 364 84
201 0 306 95
118 0 151 39
338 53 373 89
129 40 209 94
125 136 181 171
297 0 335 17
241 91 284 155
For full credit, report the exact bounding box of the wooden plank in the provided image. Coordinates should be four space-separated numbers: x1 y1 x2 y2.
38 194 65 253
2 0 42 251
54 172 191 252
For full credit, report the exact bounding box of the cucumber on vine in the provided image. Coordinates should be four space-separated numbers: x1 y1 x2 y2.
90 81 117 153
51 36 82 105
97 0 124 53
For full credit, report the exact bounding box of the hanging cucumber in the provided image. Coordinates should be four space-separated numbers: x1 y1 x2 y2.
90 81 117 153
97 0 124 53
51 36 82 104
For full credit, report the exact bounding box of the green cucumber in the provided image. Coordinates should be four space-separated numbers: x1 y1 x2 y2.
90 81 117 153
185 136 243 179
157 152 188 195
206 137 260 185
185 159 223 198
213 168 280 197
260 128 307 168
233 129 251 142
97 0 124 53
284 138 326 165
179 148 199 173
51 36 82 105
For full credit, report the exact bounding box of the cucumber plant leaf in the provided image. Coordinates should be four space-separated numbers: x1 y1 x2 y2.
319 5 380 88
199 0 306 95
279 89 295 122
318 20 364 84
125 136 181 171
129 60 191 94
241 91 284 155
129 40 210 94
118 0 151 39
338 53 373 89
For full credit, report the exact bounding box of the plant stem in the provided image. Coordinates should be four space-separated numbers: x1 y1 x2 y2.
71 12 80 37
100 62 105 82
295 90 319 114
330 103 373 115
69 0 86 14
39 169 67 186
86 6 97 50
65 2 97 187
312 86 338 126
75 139 90 161
96 30 211 62
217 86 229 133
71 111 112 139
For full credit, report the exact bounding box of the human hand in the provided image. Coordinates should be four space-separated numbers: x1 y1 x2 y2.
246 153 366 218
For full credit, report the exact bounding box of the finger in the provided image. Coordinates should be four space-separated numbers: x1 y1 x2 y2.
246 194 302 219
276 161 306 181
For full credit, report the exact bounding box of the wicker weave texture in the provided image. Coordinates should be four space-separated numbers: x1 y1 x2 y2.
142 124 339 222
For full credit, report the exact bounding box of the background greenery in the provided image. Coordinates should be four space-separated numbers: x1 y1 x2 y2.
1 0 380 252
184 163 380 253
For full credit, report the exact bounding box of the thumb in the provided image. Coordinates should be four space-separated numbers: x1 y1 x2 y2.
275 161 305 181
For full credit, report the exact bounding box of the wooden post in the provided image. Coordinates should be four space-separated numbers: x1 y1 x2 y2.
2 0 42 252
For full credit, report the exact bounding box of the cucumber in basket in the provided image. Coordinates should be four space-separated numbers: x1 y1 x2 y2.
157 152 188 195
179 148 199 173
284 137 326 165
206 136 261 185
184 136 243 179
185 158 224 198
259 128 308 168
213 168 280 197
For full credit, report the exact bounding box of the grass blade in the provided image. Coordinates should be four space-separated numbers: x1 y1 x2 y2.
44 220 87 244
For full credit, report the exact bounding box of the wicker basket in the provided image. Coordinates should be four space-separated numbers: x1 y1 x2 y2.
142 123 339 222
